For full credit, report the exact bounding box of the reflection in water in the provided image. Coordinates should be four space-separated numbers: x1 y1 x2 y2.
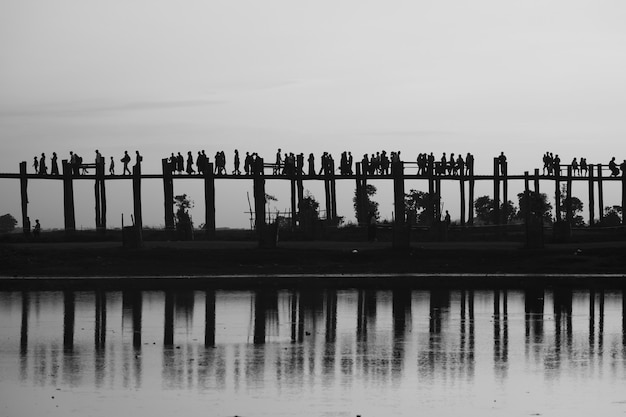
3 288 626 416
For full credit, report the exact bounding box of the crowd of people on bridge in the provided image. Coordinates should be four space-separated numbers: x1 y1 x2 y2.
27 149 625 178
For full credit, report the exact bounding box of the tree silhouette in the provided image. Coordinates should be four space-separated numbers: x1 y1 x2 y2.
0 214 17 233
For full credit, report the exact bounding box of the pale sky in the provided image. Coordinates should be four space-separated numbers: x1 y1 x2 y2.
1 0 626 229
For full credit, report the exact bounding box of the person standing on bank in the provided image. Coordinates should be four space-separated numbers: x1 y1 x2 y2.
33 219 41 238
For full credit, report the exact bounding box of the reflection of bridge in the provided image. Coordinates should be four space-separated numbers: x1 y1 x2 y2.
3 157 626 246
12 288 621 391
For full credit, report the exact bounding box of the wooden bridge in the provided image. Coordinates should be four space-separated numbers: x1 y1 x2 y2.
2 156 626 247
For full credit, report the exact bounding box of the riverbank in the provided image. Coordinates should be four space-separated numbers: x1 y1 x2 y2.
1 239 625 277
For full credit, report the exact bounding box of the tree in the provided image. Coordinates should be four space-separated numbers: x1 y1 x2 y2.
601 205 622 226
517 191 553 224
353 184 379 223
0 214 17 233
404 189 435 225
174 194 194 238
559 185 585 226
474 196 518 224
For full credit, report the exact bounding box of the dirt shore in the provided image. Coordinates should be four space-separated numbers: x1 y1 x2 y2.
1 239 625 278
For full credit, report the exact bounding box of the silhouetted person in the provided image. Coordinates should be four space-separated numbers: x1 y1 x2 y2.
176 152 184 173
109 156 115 175
135 151 143 168
95 149 104 165
121 151 131 175
233 149 241 175
571 158 579 176
32 156 39 174
50 152 59 175
244 152 252 175
308 153 315 176
274 148 282 175
39 153 47 175
580 157 588 175
33 219 41 238
347 151 353 175
444 210 451 226
367 211 377 241
465 152 474 176
498 152 507 176
186 151 195 175
609 157 620 176
553 154 561 176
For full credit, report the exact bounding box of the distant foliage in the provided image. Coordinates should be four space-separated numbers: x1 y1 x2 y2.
404 189 435 225
601 206 622 226
474 196 517 224
517 191 553 224
353 184 379 223
0 214 17 233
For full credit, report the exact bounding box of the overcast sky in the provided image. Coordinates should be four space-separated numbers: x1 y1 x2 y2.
1 0 626 229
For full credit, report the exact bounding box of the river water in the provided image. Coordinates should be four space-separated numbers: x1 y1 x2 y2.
1 288 625 416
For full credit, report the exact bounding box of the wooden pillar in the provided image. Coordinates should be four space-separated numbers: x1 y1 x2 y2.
622 162 626 225
330 159 337 219
205 290 216 347
597 164 604 223
493 157 500 225
502 160 508 224
297 177 304 224
132 163 143 239
435 178 441 221
554 167 561 222
290 179 297 228
588 164 595 226
95 160 106 232
392 161 408 248
253 157 266 245
468 166 475 225
324 178 332 220
534 169 540 193
19 162 29 234
62 160 76 233
355 162 367 225
460 172 466 227
565 166 573 223
204 162 216 238
162 158 175 230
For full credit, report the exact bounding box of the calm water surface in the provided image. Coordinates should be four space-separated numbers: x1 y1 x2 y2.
1 288 626 416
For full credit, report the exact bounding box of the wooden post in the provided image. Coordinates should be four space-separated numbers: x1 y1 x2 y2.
253 157 267 246
622 161 626 225
324 177 332 221
62 160 76 233
460 174 466 227
204 162 216 239
565 166 573 224
554 166 561 222
132 163 143 233
330 159 337 220
95 160 106 232
355 162 367 225
290 179 297 228
493 157 500 225
435 178 441 222
392 161 408 248
597 164 604 223
502 160 508 224
534 169 540 193
19 162 29 234
297 177 304 226
162 158 175 230
588 164 595 226
468 165 475 225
